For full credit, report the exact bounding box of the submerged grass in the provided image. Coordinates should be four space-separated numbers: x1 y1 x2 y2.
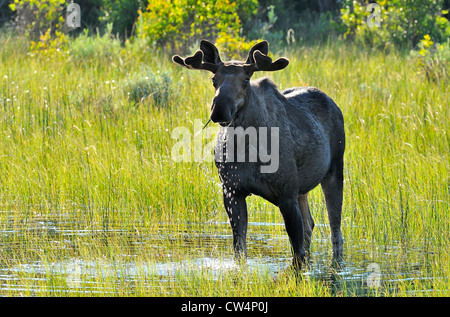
0 32 448 296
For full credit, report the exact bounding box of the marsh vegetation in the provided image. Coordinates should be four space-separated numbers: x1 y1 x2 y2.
0 0 449 296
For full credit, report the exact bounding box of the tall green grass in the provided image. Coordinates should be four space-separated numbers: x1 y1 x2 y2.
0 32 448 296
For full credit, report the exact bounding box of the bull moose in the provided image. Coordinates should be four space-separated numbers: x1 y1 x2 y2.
172 40 345 268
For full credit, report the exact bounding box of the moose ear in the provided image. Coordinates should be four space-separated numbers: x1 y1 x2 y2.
253 50 289 72
245 41 269 64
200 40 222 65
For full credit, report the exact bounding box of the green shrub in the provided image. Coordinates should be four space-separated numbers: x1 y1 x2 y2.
99 0 146 39
246 5 284 47
339 0 450 49
122 67 178 106
9 0 68 57
410 34 450 81
247 5 339 46
68 24 122 62
135 0 259 57
9 0 66 39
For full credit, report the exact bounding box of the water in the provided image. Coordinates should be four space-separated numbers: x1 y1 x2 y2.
0 215 443 296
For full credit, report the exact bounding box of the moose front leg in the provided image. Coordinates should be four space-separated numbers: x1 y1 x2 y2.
223 188 248 261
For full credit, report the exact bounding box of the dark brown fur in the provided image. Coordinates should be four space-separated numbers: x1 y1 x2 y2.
173 40 345 268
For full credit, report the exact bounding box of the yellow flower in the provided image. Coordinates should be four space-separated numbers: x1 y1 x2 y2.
422 34 434 48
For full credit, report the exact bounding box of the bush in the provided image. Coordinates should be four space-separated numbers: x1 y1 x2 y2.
246 5 284 47
122 66 178 106
339 0 450 49
68 23 122 62
135 0 259 57
9 0 66 39
246 4 339 47
28 27 68 58
9 0 68 57
410 34 450 81
99 0 146 39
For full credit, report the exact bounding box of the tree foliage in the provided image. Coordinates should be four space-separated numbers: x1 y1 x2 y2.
135 0 259 57
3 0 449 58
339 0 450 49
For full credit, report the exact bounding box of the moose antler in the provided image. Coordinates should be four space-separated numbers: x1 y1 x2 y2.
172 40 223 73
172 40 288 73
172 50 220 73
243 41 289 73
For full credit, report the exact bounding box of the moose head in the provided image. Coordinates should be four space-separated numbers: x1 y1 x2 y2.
172 40 289 126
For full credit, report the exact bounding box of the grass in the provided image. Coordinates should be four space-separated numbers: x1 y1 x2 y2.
0 32 448 296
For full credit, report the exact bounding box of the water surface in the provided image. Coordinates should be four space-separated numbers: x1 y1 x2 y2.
0 214 443 296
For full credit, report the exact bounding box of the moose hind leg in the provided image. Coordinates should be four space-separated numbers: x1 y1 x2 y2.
279 197 306 268
223 188 248 261
298 194 314 253
321 159 344 259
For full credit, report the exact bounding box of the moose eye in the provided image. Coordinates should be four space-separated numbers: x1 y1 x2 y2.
243 79 250 86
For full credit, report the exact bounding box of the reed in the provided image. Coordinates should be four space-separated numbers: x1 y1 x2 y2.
0 33 448 296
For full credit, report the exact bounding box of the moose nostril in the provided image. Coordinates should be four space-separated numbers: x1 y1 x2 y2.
210 96 234 124
210 112 219 123
210 108 232 124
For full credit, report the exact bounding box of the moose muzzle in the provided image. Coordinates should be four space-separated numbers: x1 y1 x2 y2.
210 95 235 126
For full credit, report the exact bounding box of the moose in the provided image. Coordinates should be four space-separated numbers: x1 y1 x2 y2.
172 40 345 268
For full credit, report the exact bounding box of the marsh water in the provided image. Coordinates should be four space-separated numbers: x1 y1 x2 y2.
0 212 442 296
